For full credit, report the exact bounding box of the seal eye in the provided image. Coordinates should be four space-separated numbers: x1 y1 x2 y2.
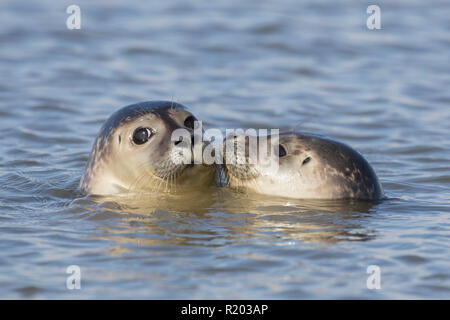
278 145 287 157
302 157 311 165
132 127 152 145
184 116 196 129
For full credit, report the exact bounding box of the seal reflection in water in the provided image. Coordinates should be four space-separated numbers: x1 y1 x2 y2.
80 101 215 195
221 132 384 200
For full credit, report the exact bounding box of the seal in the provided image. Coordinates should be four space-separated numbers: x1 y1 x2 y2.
79 101 215 195
220 132 384 200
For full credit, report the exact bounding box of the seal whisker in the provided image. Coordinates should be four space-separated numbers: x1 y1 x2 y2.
132 162 160 193
170 172 175 192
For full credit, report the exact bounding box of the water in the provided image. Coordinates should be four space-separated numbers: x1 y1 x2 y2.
0 0 449 299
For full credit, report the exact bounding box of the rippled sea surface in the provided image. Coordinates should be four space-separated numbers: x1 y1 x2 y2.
0 0 449 299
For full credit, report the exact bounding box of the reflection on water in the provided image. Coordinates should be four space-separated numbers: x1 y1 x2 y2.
78 189 378 249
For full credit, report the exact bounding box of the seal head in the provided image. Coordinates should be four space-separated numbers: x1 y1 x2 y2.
221 132 383 200
80 101 214 195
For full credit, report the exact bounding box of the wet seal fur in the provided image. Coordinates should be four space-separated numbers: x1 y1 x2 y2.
79 101 215 195
220 132 384 200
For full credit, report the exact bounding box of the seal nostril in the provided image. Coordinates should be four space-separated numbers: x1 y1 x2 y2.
173 135 195 147
174 137 183 146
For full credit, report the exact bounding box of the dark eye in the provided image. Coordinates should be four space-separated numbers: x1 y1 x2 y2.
302 157 311 165
278 145 287 157
184 116 196 129
132 127 153 145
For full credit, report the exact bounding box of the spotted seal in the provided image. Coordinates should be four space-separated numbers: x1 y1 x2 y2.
220 132 383 200
80 101 215 195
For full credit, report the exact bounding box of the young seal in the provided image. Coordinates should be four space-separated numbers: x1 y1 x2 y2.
79 101 215 195
220 132 384 200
